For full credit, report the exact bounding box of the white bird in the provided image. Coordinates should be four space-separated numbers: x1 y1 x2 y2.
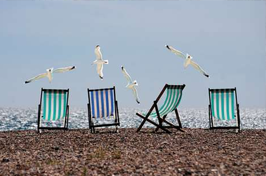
25 66 76 84
92 45 109 80
165 45 209 78
121 66 140 104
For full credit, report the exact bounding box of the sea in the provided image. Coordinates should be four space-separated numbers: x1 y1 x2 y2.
0 108 265 131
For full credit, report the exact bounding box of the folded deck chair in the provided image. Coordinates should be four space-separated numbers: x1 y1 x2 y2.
208 88 241 132
87 86 120 133
136 84 185 133
37 88 70 133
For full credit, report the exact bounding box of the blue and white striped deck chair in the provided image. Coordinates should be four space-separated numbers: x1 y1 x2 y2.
87 86 120 133
136 84 185 133
37 88 70 133
208 88 241 132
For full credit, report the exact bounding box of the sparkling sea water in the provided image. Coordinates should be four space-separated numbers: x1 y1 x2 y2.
0 108 265 131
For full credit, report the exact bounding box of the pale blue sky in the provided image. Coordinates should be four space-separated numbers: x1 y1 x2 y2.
0 1 265 109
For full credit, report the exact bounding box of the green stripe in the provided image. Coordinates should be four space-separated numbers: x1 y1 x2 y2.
221 91 225 120
226 92 230 120
216 92 220 120
150 88 172 117
53 92 57 121
57 92 62 120
211 92 215 119
161 89 177 116
231 92 235 120
47 92 52 121
170 89 180 112
159 88 174 116
175 89 183 109
43 92 47 120
62 92 67 118
158 89 170 112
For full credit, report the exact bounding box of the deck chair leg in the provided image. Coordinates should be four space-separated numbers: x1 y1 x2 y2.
159 118 184 132
136 113 171 133
155 115 167 132
175 109 182 128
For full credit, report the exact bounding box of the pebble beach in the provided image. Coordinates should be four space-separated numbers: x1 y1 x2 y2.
1 128 266 175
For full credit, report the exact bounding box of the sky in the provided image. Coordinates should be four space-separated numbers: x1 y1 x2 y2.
0 0 265 109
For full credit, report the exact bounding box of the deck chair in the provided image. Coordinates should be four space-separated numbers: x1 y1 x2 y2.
37 88 70 133
208 88 241 132
136 84 185 133
87 86 120 133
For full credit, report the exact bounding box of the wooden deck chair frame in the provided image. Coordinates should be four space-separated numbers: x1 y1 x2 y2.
136 84 185 133
208 88 241 132
37 88 70 133
87 86 120 133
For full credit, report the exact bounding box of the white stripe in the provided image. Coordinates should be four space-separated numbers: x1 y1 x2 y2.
55 91 59 120
45 93 49 120
213 92 218 119
93 91 97 118
108 89 112 116
168 89 179 112
228 92 233 120
224 92 228 120
98 91 102 118
61 93 65 119
103 90 107 118
50 92 54 120
218 91 222 120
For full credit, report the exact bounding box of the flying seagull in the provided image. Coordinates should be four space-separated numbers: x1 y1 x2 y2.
165 45 209 78
25 66 76 84
92 45 109 80
121 66 140 104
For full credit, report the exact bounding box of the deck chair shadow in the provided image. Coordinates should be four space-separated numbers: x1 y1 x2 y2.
208 88 241 132
37 88 70 133
136 84 185 133
87 86 120 133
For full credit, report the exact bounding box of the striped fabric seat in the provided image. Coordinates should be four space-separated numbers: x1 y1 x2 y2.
89 89 115 118
149 87 183 118
41 90 68 121
210 89 236 121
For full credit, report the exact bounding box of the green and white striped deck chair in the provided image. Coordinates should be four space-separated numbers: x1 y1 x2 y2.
37 88 70 133
208 88 241 131
136 84 185 133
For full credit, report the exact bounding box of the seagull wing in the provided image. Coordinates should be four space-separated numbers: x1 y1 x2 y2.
95 47 103 60
121 66 132 83
25 73 47 84
190 60 209 78
97 64 104 79
132 87 140 104
53 66 75 73
166 45 186 59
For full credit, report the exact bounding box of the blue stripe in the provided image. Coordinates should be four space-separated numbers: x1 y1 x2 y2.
90 91 95 118
110 89 114 116
95 91 100 118
101 90 105 117
105 89 109 117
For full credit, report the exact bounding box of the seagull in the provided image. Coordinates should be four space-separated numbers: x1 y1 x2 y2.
25 66 76 84
121 66 140 104
92 45 109 80
165 45 209 78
